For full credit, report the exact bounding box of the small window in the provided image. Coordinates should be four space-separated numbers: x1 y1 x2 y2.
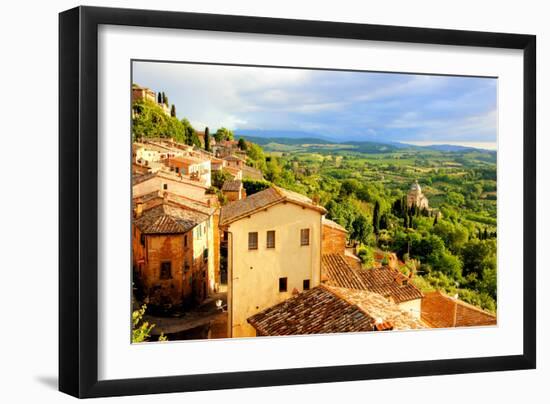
203 248 209 263
300 228 310 246
248 232 258 250
184 234 188 247
160 261 172 280
266 230 275 249
184 263 190 273
163 183 168 190
279 277 288 293
140 233 145 246
303 279 310 290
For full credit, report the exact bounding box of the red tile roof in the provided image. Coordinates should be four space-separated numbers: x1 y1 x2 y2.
247 285 376 336
220 186 326 226
322 254 366 290
421 291 497 328
322 218 348 233
221 179 243 192
134 203 208 234
357 266 424 303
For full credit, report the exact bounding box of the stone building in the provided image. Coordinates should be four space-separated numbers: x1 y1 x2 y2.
132 84 155 103
407 180 429 210
132 194 217 308
221 179 245 202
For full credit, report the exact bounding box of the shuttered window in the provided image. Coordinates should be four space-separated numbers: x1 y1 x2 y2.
300 228 310 246
248 232 258 250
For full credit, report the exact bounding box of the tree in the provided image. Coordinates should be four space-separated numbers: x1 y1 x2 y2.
214 127 234 142
170 104 176 117
211 169 232 189
357 245 375 268
161 92 168 105
204 127 211 151
372 200 380 234
132 304 167 343
238 137 248 151
351 214 372 244
157 92 162 104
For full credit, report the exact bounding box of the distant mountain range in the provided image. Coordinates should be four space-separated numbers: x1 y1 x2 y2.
235 130 495 154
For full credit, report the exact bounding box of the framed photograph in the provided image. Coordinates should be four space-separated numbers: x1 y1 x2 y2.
59 6 536 398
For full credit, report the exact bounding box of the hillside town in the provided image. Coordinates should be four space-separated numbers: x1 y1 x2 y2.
131 84 496 342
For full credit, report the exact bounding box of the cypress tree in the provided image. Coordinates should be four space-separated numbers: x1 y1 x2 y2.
157 92 162 104
373 200 380 234
170 104 176 117
204 127 210 151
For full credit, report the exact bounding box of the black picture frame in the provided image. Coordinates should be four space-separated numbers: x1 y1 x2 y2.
59 6 536 398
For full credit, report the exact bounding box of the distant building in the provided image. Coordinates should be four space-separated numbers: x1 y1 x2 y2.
223 155 246 170
133 171 214 205
220 186 326 337
421 291 497 328
242 165 264 181
407 180 429 210
221 179 246 202
166 156 212 187
132 84 155 103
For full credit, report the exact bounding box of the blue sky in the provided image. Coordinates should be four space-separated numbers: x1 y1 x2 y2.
133 61 497 147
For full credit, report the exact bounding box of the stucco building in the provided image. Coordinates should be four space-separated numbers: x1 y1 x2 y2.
166 156 212 187
221 179 245 202
220 186 326 338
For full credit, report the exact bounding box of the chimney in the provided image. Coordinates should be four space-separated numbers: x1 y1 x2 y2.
135 202 143 218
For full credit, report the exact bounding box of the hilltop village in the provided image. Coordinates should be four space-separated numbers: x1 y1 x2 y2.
131 85 496 341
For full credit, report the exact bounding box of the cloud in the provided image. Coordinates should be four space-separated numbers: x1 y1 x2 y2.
132 61 497 143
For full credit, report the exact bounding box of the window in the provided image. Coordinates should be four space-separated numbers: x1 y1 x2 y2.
248 232 258 250
203 248 209 263
184 263 190 273
163 183 168 190
184 234 188 247
279 277 288 292
160 261 172 280
266 230 275 249
303 279 310 290
140 233 145 246
300 228 310 246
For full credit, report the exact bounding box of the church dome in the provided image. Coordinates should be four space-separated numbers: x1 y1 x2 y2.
410 180 421 193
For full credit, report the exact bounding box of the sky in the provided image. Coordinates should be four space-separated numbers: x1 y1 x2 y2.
133 61 497 148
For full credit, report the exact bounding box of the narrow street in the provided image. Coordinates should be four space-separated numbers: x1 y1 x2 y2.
144 290 228 340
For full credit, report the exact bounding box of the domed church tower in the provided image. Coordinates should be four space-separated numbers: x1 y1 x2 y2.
407 180 429 210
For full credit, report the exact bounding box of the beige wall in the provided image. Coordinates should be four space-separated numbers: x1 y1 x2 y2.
133 175 209 203
397 298 422 320
226 202 322 337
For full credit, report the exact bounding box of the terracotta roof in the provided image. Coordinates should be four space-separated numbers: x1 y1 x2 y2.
322 217 348 233
328 286 426 330
220 186 326 226
224 166 242 176
132 170 209 190
322 254 366 290
222 179 242 192
357 266 424 303
169 155 209 166
223 155 245 162
247 285 376 336
134 203 208 234
242 165 264 180
421 291 497 328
